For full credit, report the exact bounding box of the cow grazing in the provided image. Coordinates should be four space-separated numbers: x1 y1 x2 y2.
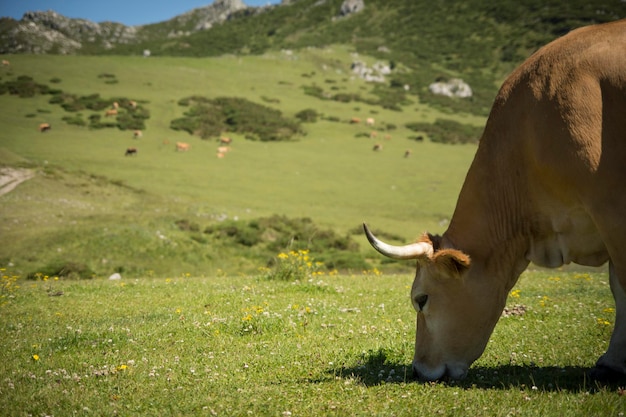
38 123 51 132
219 137 232 145
175 142 190 152
366 117 375 126
129 100 137 109
1 59 9 66
125 147 137 156
364 19 626 382
372 143 382 151
404 149 412 158
112 101 119 109
350 117 361 124
105 109 118 117
133 130 142 139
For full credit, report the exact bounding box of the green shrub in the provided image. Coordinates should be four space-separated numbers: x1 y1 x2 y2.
295 108 319 123
62 115 87 126
0 75 51 98
171 96 303 142
406 118 483 144
27 261 95 280
203 215 367 271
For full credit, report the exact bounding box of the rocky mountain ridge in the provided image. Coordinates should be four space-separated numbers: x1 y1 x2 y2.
0 0 258 54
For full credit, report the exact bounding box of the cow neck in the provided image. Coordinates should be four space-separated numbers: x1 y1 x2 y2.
443 121 532 290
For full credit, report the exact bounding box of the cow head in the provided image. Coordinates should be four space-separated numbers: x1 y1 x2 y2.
363 223 506 381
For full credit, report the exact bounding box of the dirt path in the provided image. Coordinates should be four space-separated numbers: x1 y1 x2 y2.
0 168 35 197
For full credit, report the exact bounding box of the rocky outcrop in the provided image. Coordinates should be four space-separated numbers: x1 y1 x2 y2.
168 0 247 32
0 0 251 54
428 78 473 98
340 0 365 17
351 60 390 83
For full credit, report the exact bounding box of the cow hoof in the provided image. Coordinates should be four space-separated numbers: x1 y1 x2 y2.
588 365 626 384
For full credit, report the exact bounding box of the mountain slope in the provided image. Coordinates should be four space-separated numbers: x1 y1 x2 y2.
1 0 625 115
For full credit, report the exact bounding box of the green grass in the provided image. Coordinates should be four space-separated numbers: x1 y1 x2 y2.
0 52 481 277
0 268 622 416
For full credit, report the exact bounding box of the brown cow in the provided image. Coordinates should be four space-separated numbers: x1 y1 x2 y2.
217 146 230 154
125 147 138 156
133 130 142 139
176 142 190 152
350 117 361 124
105 109 118 117
372 144 382 151
404 149 412 158
364 19 626 382
38 123 51 132
1 60 9 66
219 137 232 145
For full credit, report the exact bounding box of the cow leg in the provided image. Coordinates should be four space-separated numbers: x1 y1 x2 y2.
590 261 626 382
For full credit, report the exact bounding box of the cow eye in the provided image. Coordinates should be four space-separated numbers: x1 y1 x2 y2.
415 294 428 311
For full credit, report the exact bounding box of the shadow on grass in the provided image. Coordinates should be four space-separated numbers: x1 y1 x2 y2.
318 348 625 392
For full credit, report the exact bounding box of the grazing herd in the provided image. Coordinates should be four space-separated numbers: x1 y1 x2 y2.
350 116 416 157
35 111 419 159
31 90 421 160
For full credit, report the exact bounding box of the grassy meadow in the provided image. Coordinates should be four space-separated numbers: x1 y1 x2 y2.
0 50 481 277
1 51 623 415
1 267 623 416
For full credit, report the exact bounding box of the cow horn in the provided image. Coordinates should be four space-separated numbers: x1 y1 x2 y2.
363 223 433 260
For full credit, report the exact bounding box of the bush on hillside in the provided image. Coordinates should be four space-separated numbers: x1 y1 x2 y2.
0 75 54 98
295 108 319 123
203 215 368 271
27 261 95 280
406 118 483 144
171 96 304 142
48 92 149 130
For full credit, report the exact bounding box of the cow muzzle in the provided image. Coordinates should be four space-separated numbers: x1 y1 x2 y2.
412 361 468 382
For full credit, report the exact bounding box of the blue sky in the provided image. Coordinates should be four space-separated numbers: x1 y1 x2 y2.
0 1 281 26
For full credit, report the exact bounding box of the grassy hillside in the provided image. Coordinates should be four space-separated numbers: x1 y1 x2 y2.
0 50 483 277
102 0 626 117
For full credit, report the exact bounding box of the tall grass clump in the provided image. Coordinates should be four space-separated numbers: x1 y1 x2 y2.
263 249 326 281
0 267 20 307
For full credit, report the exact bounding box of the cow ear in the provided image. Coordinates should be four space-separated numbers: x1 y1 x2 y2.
432 249 471 277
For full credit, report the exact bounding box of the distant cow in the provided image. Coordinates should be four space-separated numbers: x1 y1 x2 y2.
105 109 118 117
129 100 137 109
372 143 383 151
219 137 232 145
366 117 375 126
39 123 51 132
133 130 142 139
112 102 119 109
350 117 361 124
370 131 378 139
125 147 138 156
176 142 190 152
404 149 412 158
1 60 9 66
217 146 230 154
